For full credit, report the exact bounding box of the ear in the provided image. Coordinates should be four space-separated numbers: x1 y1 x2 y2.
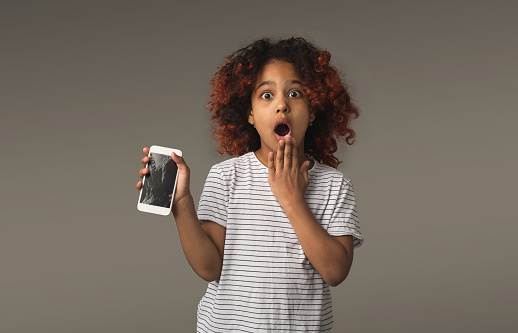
309 110 316 124
248 109 255 126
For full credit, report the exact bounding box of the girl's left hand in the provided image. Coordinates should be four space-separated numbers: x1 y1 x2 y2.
268 135 311 208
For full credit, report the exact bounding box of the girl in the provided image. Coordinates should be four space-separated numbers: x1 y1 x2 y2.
137 37 364 332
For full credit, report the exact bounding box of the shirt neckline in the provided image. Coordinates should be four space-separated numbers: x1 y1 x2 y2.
250 151 318 174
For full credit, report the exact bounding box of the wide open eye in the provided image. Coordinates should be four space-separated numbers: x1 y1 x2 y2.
261 92 273 99
288 90 301 98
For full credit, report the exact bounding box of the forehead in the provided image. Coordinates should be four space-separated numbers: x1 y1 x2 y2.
255 60 302 84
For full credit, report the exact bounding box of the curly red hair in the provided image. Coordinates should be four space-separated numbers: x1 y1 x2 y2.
208 37 360 168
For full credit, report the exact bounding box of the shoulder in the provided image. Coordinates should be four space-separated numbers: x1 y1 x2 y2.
207 152 256 180
311 160 352 186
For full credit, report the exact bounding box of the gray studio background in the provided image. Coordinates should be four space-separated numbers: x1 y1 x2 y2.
2 1 516 332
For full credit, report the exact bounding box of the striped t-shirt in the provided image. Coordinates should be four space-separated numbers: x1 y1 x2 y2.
196 152 363 332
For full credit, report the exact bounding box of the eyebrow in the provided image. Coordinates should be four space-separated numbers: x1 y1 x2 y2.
255 79 303 91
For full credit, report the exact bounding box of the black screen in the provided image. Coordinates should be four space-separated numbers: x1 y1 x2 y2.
139 153 178 208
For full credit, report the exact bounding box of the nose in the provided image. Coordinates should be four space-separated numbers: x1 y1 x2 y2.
276 97 289 113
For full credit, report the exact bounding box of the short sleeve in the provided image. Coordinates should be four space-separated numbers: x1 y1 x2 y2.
197 165 228 228
327 177 364 248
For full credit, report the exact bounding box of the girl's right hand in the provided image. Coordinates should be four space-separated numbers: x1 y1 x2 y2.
136 147 192 207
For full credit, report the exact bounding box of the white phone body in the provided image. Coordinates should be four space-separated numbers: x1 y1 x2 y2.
137 145 182 216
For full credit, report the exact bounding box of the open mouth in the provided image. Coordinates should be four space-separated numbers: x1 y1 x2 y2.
274 123 291 136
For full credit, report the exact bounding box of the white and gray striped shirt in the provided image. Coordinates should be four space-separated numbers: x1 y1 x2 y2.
197 152 363 332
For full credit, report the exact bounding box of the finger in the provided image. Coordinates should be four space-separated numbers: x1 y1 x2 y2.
276 140 285 173
139 167 149 179
284 136 292 170
300 160 310 183
141 155 150 168
136 180 142 190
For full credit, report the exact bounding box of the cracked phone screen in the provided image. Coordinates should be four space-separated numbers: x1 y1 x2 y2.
139 153 178 207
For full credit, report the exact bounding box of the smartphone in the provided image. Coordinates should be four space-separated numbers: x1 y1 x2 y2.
137 145 182 216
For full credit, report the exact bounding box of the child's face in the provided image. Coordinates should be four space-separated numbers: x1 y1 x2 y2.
248 60 315 157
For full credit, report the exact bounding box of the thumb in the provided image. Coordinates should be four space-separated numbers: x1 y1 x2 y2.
172 152 190 174
267 152 276 172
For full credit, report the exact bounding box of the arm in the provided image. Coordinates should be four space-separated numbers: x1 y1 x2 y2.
282 201 354 287
268 136 354 287
138 148 225 282
172 195 225 282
